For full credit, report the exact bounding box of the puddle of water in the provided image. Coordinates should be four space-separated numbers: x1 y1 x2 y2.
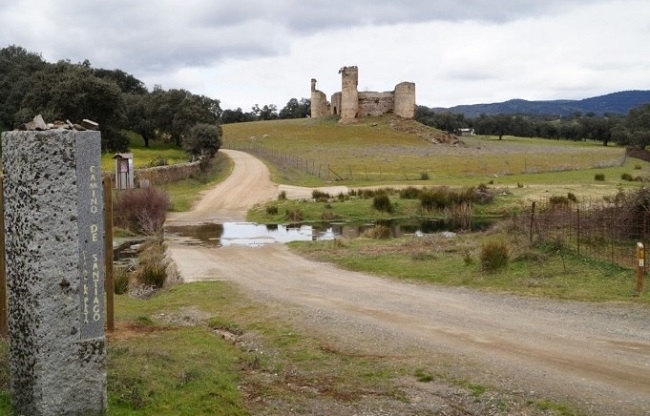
164 218 496 248
165 222 336 247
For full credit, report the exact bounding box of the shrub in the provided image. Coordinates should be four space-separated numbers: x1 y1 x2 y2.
133 240 168 288
321 211 339 221
399 186 422 199
621 173 634 181
265 205 279 215
360 189 377 199
567 192 577 202
312 189 331 202
278 190 287 200
360 188 391 199
114 266 131 294
363 225 392 239
113 187 170 235
635 164 642 170
480 239 509 272
594 173 605 181
549 195 570 208
420 188 450 211
448 202 473 230
285 208 303 221
372 194 394 213
419 171 430 180
147 156 168 168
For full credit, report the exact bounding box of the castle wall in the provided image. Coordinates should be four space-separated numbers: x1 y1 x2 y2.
358 92 394 117
394 82 416 119
330 92 341 116
311 67 415 121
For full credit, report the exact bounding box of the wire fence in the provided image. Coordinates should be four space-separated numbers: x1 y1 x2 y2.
224 141 627 182
512 198 650 269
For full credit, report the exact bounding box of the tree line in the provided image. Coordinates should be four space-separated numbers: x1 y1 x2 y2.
5 44 649 154
415 104 650 148
0 45 310 157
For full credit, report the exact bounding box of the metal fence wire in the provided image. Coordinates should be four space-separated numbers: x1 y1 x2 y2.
513 197 650 269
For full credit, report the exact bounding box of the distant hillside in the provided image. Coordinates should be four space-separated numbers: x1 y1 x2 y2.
432 90 650 118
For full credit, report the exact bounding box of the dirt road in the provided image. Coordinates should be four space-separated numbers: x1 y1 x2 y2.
166 150 650 415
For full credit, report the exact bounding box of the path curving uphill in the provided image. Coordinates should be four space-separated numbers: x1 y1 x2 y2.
165 150 650 415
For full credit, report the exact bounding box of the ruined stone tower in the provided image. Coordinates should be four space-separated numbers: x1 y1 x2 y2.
339 66 359 122
394 81 416 119
310 66 416 122
310 78 329 118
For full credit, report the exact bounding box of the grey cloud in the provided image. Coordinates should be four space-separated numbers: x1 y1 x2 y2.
446 68 502 82
0 0 612 83
275 0 604 33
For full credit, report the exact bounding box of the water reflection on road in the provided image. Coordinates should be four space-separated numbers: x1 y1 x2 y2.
164 218 488 248
165 222 337 247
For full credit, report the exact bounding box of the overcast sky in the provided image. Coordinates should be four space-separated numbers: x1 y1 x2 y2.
2 1 649 110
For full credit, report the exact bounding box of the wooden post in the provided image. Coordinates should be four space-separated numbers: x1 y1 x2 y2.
103 177 115 332
576 208 580 255
0 176 6 337
529 201 536 244
636 242 644 295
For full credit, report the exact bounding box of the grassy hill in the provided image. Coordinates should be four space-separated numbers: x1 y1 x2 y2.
222 115 634 189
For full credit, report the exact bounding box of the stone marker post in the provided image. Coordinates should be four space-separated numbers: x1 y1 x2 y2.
2 130 106 416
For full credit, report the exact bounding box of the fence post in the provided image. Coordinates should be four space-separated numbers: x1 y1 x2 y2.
529 201 536 244
636 242 645 294
576 207 580 255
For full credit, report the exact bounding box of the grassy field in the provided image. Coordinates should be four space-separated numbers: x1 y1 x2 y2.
289 230 649 305
222 116 639 189
101 132 188 172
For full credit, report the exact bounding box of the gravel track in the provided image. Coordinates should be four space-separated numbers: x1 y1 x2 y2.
166 149 650 415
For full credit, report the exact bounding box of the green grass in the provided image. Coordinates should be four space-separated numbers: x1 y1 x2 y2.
108 327 246 415
248 186 515 224
106 283 249 415
248 193 422 223
101 132 188 172
222 116 638 189
289 231 650 305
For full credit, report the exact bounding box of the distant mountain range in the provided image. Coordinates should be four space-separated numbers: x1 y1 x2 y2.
431 90 650 118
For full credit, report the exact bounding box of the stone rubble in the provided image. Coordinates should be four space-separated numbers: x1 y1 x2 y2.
16 114 99 132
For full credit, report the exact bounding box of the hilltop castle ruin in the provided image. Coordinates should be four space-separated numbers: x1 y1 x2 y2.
310 66 416 122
